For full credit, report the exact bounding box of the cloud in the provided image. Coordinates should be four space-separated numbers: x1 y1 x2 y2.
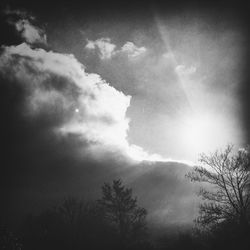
3 7 47 45
0 42 162 162
85 38 146 60
121 42 146 58
85 38 116 59
13 19 47 44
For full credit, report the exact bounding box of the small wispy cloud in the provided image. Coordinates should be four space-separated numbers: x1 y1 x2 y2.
85 38 146 60
3 7 47 45
13 19 47 44
121 42 146 58
85 38 117 59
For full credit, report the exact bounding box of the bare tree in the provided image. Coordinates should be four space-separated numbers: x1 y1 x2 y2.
187 145 250 229
98 179 147 247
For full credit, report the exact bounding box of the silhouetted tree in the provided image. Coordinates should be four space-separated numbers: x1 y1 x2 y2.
98 179 147 248
187 145 250 230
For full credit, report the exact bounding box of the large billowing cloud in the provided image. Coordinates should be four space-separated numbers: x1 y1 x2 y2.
0 42 162 162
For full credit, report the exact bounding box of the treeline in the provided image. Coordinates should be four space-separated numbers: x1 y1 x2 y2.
1 179 150 250
1 145 250 250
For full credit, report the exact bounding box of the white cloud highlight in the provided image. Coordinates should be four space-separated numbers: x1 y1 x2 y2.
85 38 116 59
14 19 47 44
121 42 146 58
85 38 146 60
4 7 47 45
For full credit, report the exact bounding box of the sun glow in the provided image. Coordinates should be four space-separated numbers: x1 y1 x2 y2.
180 113 233 160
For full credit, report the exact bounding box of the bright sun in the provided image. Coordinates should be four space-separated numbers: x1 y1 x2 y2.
180 113 227 159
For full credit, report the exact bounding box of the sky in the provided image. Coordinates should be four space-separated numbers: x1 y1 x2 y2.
0 0 249 228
